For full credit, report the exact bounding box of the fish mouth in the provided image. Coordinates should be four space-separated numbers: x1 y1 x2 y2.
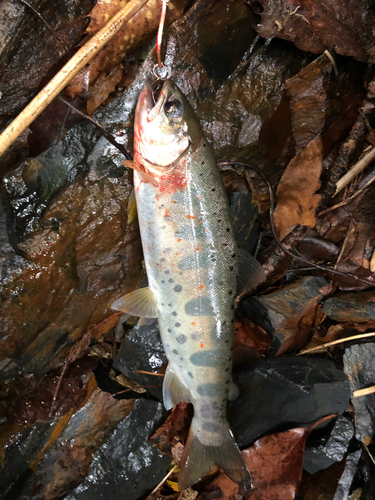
138 80 175 122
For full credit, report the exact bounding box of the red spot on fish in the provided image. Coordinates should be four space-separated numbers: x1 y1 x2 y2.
177 238 182 243
191 322 195 325
175 252 179 255
196 246 200 251
217 376 221 380
186 214 196 219
200 343 204 348
172 200 178 204
164 209 170 218
159 171 188 194
198 285 204 290
218 357 221 360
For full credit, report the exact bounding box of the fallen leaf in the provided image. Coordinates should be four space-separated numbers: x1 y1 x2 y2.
274 137 323 239
285 55 331 151
234 318 271 355
206 422 333 500
246 0 375 63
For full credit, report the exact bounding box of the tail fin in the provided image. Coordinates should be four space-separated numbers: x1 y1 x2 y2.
178 418 252 492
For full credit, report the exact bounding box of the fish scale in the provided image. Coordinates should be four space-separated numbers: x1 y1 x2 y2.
113 79 257 491
134 139 237 430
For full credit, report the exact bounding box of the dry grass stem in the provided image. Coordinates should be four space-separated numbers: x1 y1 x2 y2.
335 146 375 196
298 332 375 355
150 464 178 495
0 0 150 157
324 50 338 77
133 369 165 377
353 386 375 398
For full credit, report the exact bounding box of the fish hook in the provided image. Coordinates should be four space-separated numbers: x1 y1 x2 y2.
153 0 170 80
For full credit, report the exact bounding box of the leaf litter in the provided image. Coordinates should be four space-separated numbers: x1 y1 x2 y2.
1 0 375 499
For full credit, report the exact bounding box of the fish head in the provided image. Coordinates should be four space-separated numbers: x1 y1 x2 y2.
134 80 203 173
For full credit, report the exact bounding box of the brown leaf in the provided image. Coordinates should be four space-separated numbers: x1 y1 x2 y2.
87 66 124 115
207 423 331 500
246 0 375 63
151 402 193 453
234 319 271 355
274 137 323 240
285 56 331 151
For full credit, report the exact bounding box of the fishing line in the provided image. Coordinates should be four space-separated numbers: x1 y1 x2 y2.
153 0 171 80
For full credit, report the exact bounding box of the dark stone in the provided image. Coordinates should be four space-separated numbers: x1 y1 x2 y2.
343 343 375 442
323 291 375 323
303 416 354 474
332 450 362 500
65 399 170 500
113 320 167 400
237 276 329 348
230 189 260 256
0 423 52 497
228 356 350 449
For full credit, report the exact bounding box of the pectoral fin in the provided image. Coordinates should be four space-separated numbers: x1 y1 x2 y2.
237 247 266 293
127 188 137 224
111 287 158 318
163 365 192 410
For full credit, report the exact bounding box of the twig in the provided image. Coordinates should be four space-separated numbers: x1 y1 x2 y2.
324 50 338 77
364 442 375 465
353 386 375 398
150 465 178 495
319 174 375 217
134 369 165 377
298 331 375 355
0 0 150 157
335 147 375 196
59 96 133 160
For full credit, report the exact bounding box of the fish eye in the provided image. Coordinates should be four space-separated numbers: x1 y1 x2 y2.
164 98 183 117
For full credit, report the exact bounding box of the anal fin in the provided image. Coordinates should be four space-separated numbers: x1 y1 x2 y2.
163 365 192 410
237 247 266 293
111 287 158 318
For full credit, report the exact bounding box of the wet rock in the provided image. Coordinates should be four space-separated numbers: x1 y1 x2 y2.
303 416 354 474
66 399 169 500
0 159 143 383
0 0 96 174
228 356 350 449
1 386 134 499
237 276 329 348
323 292 375 323
0 0 94 120
332 450 362 500
113 319 167 400
343 343 375 443
0 422 53 498
230 188 260 255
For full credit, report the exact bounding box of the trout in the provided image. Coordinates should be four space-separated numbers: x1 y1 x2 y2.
112 80 264 490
